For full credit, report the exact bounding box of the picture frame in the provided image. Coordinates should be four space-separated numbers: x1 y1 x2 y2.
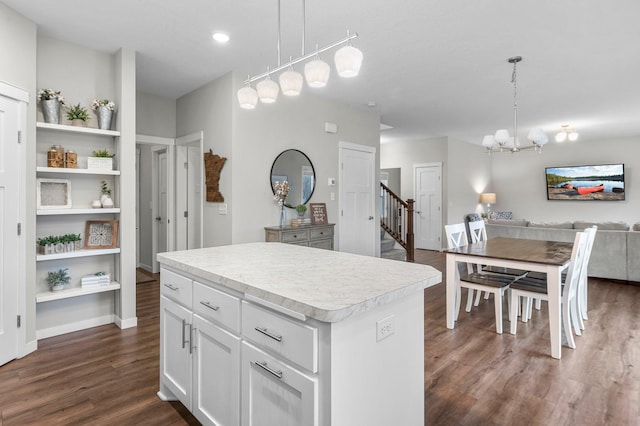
85 220 119 249
37 178 72 209
309 203 328 225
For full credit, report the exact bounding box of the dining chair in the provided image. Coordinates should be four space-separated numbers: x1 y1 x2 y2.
445 223 516 334
508 231 588 349
578 226 597 325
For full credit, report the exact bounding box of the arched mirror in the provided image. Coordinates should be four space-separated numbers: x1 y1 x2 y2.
270 149 315 208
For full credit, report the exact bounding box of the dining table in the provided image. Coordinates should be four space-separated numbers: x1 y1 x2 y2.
445 237 574 359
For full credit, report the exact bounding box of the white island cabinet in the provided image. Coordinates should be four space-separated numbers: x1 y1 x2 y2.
157 242 441 426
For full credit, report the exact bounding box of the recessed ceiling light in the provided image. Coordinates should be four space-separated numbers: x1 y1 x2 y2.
367 101 377 107
212 32 230 43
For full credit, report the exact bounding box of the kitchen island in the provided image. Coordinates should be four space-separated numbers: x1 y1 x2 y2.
157 242 441 426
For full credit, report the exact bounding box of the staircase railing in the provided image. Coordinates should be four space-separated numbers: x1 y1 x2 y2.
380 182 415 262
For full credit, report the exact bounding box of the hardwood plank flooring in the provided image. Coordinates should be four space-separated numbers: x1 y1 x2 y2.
1 258 639 425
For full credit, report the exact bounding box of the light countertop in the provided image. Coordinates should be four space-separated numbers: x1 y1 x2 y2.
157 242 441 322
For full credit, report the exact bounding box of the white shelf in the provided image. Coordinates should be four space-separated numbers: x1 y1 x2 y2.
36 281 121 303
37 248 120 262
36 121 120 137
36 166 120 176
37 208 120 216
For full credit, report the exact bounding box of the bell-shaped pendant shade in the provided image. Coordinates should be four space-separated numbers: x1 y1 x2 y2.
257 77 279 103
237 85 258 110
279 68 303 96
482 135 495 148
555 131 567 143
568 131 579 141
527 128 548 146
304 58 330 88
334 45 363 78
494 129 510 144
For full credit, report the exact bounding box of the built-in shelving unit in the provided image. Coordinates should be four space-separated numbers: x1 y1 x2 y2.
36 166 120 176
37 208 121 216
36 121 120 137
36 248 121 262
36 282 121 303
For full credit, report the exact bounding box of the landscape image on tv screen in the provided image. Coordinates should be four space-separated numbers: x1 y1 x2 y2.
545 164 625 201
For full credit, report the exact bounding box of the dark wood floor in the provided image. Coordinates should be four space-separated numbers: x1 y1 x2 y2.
1 254 639 425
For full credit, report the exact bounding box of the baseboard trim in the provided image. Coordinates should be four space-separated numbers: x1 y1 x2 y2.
115 316 138 329
36 314 116 340
19 339 38 358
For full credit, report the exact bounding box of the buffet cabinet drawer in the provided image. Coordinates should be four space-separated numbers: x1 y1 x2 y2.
241 301 318 373
309 226 333 240
281 229 310 243
193 281 240 332
161 267 193 308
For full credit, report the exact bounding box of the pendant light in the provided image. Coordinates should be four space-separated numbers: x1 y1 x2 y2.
334 31 363 77
256 68 279 103
279 59 303 96
304 48 330 88
237 79 258 110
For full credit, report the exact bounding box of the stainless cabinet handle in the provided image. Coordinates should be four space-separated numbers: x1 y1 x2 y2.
254 326 283 342
189 326 194 354
200 300 220 311
164 283 178 291
254 361 283 379
181 319 187 349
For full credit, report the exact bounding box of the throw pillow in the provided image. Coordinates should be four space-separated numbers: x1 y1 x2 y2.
488 211 513 220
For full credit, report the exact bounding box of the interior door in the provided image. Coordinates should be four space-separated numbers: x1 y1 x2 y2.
157 150 168 255
339 143 376 256
414 163 442 250
0 94 21 366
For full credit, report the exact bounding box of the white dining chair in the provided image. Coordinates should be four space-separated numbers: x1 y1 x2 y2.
445 223 516 334
578 226 597 325
509 231 588 349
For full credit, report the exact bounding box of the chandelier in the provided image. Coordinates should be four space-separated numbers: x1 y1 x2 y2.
555 124 579 142
237 0 363 110
482 56 548 154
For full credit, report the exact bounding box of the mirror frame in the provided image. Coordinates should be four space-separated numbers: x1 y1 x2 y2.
270 149 316 208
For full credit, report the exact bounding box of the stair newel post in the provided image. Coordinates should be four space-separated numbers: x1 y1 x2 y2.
406 199 415 262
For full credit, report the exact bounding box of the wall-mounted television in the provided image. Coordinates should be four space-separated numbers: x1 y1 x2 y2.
545 163 625 201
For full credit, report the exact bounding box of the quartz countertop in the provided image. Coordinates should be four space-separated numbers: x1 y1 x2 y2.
157 242 441 322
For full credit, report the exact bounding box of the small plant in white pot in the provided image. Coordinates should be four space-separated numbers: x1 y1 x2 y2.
65 103 90 126
88 148 114 171
100 180 114 208
48 268 71 291
295 204 307 218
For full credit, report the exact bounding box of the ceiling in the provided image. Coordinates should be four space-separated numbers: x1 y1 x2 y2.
5 0 640 144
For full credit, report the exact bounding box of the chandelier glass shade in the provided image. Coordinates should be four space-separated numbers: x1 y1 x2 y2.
237 0 362 109
483 56 548 154
555 125 579 142
279 66 303 96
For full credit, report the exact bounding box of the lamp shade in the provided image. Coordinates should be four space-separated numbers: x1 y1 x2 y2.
304 58 330 88
279 68 303 96
555 131 567 143
482 135 495 148
334 45 363 77
237 86 258 109
479 193 497 205
257 77 279 103
568 131 579 141
494 129 510 144
527 128 548 146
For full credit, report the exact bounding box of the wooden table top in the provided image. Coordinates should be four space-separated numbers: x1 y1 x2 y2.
445 237 574 266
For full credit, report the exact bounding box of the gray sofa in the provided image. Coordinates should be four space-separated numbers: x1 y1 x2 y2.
485 220 640 282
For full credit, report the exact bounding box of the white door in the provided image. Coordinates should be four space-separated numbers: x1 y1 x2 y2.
0 93 21 366
175 132 204 251
157 151 168 255
414 163 442 250
339 142 376 256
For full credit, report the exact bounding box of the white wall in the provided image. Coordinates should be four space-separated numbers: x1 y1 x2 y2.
491 137 639 225
0 2 37 347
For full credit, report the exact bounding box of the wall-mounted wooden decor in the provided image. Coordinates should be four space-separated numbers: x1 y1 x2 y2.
204 149 226 202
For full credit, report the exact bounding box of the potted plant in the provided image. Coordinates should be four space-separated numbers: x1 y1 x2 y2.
100 180 114 208
295 204 307 218
88 148 114 171
38 233 82 254
47 268 71 291
65 103 90 126
92 98 116 130
37 88 66 124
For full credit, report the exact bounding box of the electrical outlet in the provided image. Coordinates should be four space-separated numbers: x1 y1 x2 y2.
376 315 395 342
219 204 227 215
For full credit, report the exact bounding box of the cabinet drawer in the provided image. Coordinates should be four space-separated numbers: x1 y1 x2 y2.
309 239 332 250
160 268 193 308
242 301 318 373
309 226 333 240
281 229 309 243
193 281 240 332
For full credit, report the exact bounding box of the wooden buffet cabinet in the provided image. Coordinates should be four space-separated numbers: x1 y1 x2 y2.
264 223 334 250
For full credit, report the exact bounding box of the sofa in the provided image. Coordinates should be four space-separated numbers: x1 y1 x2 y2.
481 217 640 282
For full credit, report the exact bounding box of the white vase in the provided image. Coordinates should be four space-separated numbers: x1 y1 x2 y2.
101 195 114 208
92 200 102 209
51 283 64 292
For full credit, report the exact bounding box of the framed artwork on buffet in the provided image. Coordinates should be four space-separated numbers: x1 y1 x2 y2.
310 203 328 224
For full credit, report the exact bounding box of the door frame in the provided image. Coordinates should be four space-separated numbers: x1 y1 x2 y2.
136 134 175 272
338 141 377 256
413 162 443 250
175 131 204 251
0 81 28 358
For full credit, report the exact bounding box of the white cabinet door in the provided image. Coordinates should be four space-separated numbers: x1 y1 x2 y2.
241 342 318 426
160 295 192 410
192 314 240 426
